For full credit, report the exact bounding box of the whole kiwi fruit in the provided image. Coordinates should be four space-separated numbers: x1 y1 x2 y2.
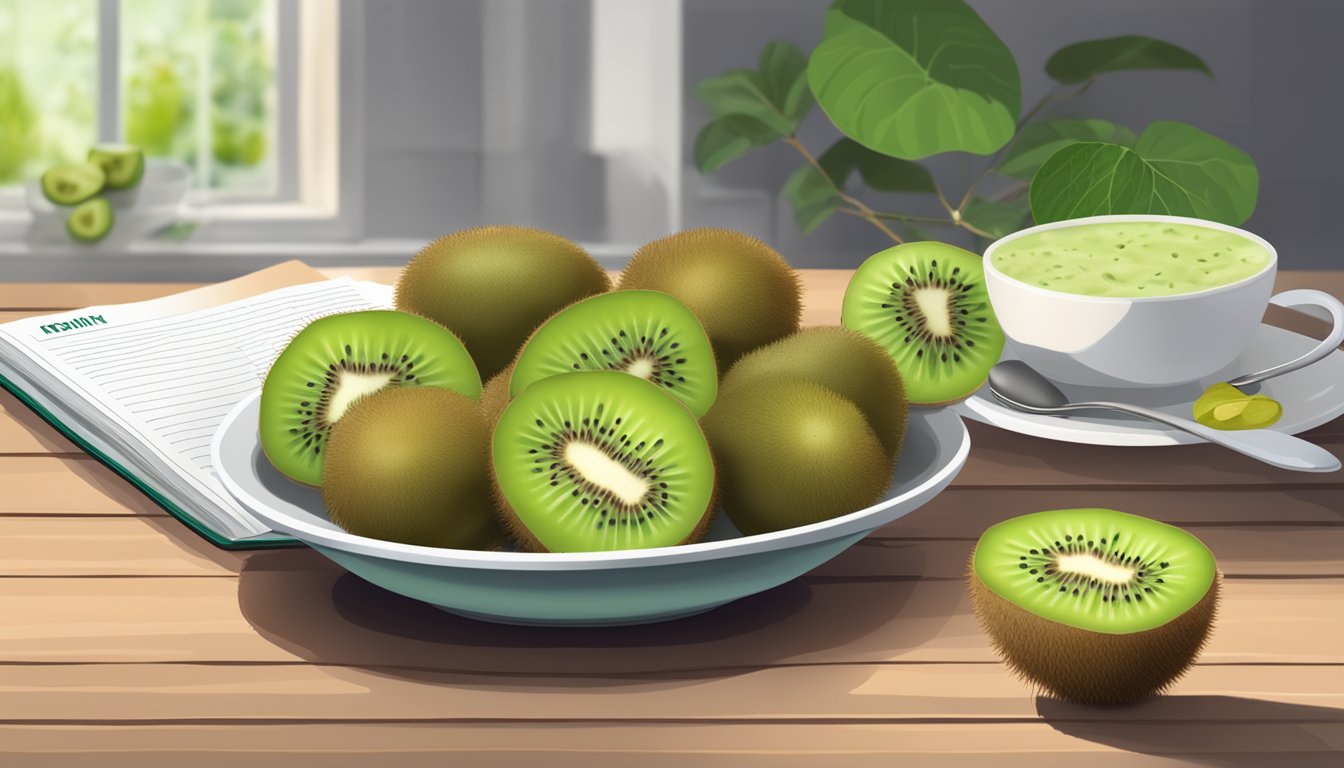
479 361 515 429
722 326 907 460
321 387 502 550
619 228 801 371
969 508 1221 705
259 310 481 486
842 241 1004 405
490 371 716 552
701 377 892 536
395 226 611 380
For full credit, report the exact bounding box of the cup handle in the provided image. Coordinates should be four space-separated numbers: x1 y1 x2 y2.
1226 289 1344 387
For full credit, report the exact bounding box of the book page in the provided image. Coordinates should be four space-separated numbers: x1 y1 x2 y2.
0 263 394 537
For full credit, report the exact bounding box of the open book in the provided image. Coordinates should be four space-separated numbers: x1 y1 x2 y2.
0 261 394 548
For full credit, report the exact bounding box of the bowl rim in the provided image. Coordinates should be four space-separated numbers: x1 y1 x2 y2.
982 213 1278 304
212 390 971 571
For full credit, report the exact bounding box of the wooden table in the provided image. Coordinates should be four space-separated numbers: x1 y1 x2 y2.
1 269 1341 767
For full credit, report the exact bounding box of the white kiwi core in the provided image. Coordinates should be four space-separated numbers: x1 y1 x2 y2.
914 287 954 338
326 371 396 423
564 440 649 505
624 356 656 380
1056 553 1137 585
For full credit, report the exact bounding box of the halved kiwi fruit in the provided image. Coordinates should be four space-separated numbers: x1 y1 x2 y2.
41 162 105 205
66 197 113 243
969 508 1220 705
395 226 611 380
702 377 892 536
260 310 481 486
619 228 801 371
510 289 718 417
843 242 1004 405
491 371 715 552
88 144 145 190
322 387 502 550
722 326 907 460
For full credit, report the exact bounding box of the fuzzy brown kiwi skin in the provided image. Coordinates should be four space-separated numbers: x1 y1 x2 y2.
619 228 802 371
479 361 515 429
968 554 1221 705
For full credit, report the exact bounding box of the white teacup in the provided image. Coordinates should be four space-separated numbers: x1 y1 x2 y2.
983 214 1344 388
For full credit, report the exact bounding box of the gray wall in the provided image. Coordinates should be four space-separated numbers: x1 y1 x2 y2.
684 0 1344 268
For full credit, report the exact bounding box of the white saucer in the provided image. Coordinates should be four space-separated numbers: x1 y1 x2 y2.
953 323 1344 446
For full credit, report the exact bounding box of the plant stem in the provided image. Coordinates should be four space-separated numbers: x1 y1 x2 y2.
860 210 961 226
955 76 1098 213
782 135 904 244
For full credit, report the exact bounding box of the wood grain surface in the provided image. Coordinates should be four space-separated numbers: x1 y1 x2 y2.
0 270 1340 766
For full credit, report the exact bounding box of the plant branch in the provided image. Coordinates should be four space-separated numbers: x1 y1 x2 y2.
955 76 1099 213
859 210 960 225
783 135 904 244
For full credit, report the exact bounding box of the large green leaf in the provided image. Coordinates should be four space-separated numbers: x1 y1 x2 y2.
807 0 1020 160
781 138 936 233
1046 35 1212 84
998 119 1135 179
694 41 813 136
963 196 1031 239
1029 121 1258 225
693 115 783 173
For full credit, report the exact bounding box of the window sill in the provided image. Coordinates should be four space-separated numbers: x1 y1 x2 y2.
0 238 636 282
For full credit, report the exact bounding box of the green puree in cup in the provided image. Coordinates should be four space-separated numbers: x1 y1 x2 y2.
991 221 1271 298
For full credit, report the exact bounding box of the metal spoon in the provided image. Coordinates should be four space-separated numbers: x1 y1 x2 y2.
988 360 1340 473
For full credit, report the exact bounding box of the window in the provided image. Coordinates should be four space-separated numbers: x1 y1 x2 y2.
0 0 344 230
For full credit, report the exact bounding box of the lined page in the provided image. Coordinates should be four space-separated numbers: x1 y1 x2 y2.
0 278 391 535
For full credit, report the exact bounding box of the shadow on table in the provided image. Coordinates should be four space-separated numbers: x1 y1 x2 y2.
1038 695 1344 767
235 539 959 689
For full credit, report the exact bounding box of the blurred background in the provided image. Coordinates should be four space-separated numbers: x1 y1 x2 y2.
0 0 1339 278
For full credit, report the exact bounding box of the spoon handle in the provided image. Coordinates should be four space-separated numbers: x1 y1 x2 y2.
1063 401 1340 473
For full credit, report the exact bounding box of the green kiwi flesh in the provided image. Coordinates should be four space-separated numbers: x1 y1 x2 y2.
701 378 892 537
510 289 718 417
842 242 1004 405
395 226 611 380
321 387 502 550
66 197 113 243
969 508 1220 705
260 310 481 486
88 144 145 189
722 326 907 459
42 162 105 205
491 371 715 552
619 228 801 371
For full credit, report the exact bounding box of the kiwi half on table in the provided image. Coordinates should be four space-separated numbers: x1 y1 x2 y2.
260 310 481 487
969 508 1220 705
843 242 1004 405
491 371 716 552
395 226 611 381
87 144 145 190
66 197 113 243
322 387 503 550
41 162 105 206
510 289 718 417
619 228 801 371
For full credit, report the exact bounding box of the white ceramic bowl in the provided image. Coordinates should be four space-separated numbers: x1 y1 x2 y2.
983 214 1278 388
26 159 190 247
212 391 970 627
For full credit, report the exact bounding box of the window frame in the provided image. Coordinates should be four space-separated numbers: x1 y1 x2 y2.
0 0 362 243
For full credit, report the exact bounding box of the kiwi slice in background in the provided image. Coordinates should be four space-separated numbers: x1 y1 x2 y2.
969 508 1220 705
395 226 611 380
41 162 105 205
491 371 716 552
843 242 1004 405
510 289 718 417
702 377 892 537
722 326 907 460
66 197 113 243
619 228 801 371
322 387 502 550
87 144 145 190
260 310 481 486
